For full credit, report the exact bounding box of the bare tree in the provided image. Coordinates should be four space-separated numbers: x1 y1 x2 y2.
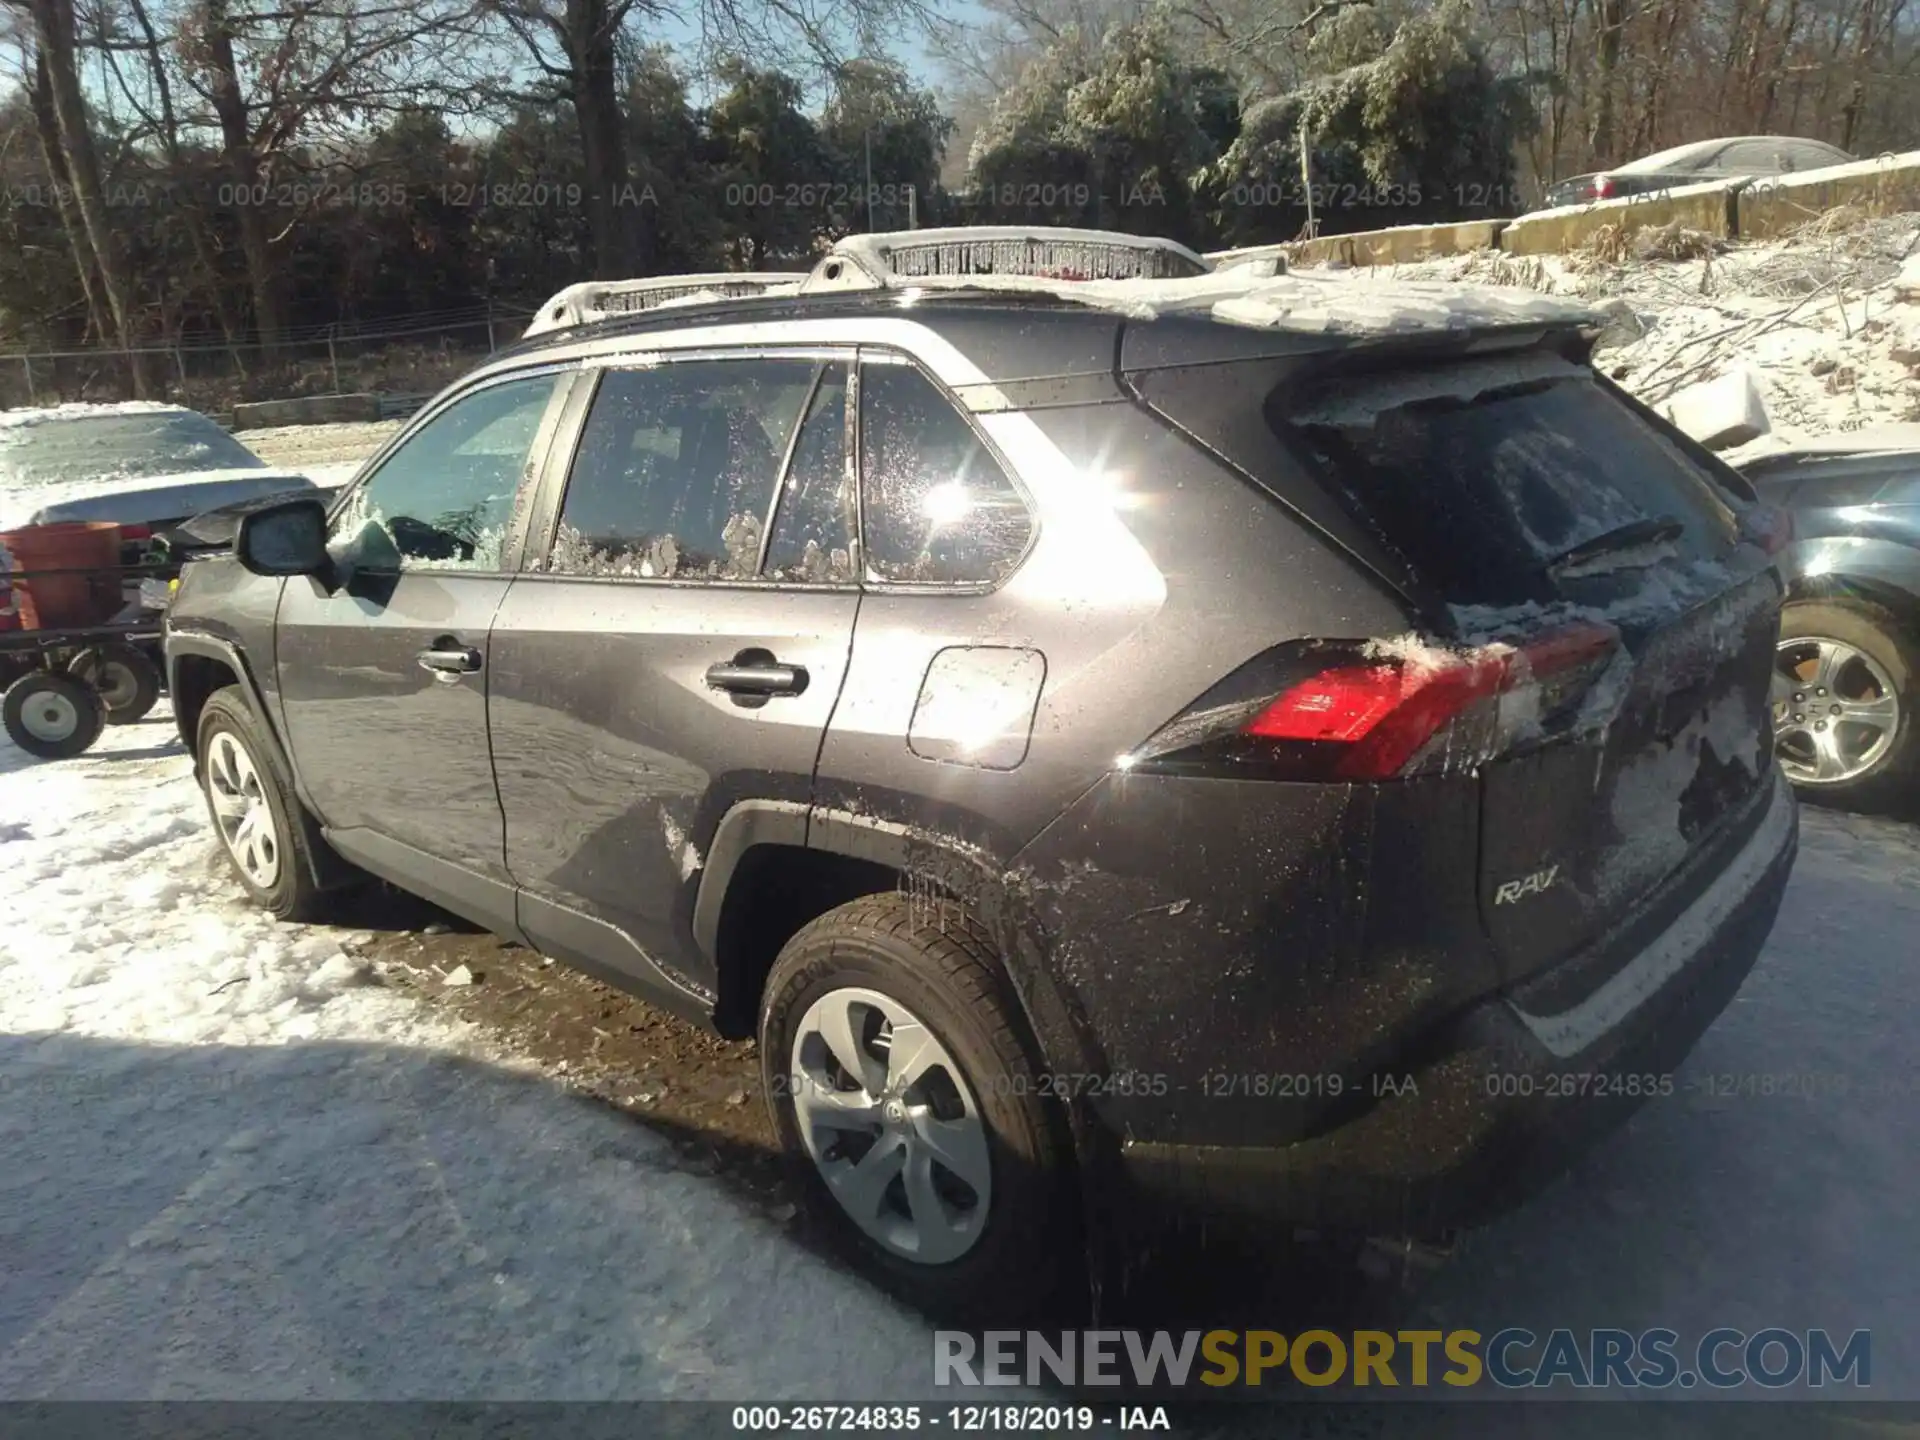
168 0 480 354
476 0 940 280
482 0 642 278
18 0 153 391
90 0 245 349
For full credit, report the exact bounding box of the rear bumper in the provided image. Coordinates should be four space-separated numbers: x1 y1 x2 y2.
1115 772 1798 1234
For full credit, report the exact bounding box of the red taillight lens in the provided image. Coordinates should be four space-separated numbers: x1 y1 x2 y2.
1242 624 1617 780
118 524 152 541
1246 664 1409 743
1593 174 1615 199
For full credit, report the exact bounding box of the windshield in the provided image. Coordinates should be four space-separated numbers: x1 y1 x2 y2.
0 411 265 489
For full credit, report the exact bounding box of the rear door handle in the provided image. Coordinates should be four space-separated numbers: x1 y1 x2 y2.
705 653 808 699
418 642 483 681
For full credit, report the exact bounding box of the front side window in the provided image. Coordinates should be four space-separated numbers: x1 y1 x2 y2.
331 373 559 572
545 358 817 580
859 360 1032 585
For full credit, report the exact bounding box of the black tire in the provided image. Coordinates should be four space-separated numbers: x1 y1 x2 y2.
1775 599 1918 805
2 671 107 759
195 687 337 922
68 642 162 724
759 892 1078 1320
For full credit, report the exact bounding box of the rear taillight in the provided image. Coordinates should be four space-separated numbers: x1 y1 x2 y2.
1593 174 1615 199
118 524 152 541
1246 651 1509 777
1137 623 1619 782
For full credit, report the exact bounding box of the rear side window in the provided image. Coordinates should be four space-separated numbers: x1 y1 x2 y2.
546 358 815 579
764 365 854 583
1278 354 1739 608
859 360 1032 585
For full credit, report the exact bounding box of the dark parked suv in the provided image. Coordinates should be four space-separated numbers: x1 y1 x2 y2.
1735 427 1920 803
165 229 1799 1314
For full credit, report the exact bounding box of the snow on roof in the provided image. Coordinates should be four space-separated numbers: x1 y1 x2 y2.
1610 135 1854 175
806 226 1211 290
521 229 1592 343
525 274 803 336
855 265 1595 335
0 401 192 430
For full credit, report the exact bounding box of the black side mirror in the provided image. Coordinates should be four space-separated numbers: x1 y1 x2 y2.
235 496 330 578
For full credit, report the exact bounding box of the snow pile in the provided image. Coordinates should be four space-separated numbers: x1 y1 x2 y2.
1298 210 1920 447
0 711 939 1399
1660 365 1770 449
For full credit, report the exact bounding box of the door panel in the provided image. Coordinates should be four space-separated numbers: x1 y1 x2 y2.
490 354 859 1000
272 368 571 935
489 583 859 997
277 571 513 883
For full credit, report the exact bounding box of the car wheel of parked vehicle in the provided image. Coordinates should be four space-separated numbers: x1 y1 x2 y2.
196 688 335 921
68 642 162 724
759 893 1076 1318
2 671 107 759
1773 599 1916 800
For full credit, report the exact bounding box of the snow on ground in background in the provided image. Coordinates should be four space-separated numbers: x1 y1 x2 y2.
1297 212 1920 445
297 460 366 488
241 420 403 474
0 708 936 1400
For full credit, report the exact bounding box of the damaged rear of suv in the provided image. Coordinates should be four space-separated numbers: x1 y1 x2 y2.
1041 320 1796 1239
167 233 1796 1317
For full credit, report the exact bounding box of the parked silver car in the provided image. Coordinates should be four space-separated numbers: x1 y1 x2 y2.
1540 135 1855 210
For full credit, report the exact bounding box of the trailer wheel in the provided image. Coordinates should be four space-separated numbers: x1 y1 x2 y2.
3 671 107 759
69 642 162 724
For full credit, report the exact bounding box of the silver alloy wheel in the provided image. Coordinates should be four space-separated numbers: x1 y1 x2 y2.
18 688 79 744
789 985 992 1265
205 730 281 888
1772 635 1900 785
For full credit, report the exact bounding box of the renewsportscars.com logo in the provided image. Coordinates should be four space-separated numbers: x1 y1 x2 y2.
934 1328 1872 1391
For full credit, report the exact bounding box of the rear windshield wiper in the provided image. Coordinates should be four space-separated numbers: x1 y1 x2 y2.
1546 515 1683 577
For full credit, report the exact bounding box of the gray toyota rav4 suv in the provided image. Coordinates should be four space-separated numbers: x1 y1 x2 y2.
166 228 1799 1315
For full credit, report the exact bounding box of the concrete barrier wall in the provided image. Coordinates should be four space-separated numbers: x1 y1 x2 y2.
1499 179 1738 255
232 393 382 430
1202 152 1920 271
1736 150 1920 239
1212 220 1506 270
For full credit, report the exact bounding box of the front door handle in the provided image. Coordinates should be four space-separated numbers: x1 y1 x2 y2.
705 650 808 704
418 641 483 681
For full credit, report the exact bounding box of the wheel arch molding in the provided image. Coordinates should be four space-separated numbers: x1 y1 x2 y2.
1779 536 1920 616
694 799 1109 1114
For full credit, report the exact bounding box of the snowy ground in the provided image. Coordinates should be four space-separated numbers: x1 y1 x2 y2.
241 419 403 486
0 708 936 1400
3 706 1918 1407
1303 211 1920 453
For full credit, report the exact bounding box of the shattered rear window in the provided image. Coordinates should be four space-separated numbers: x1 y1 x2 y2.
1278 354 1739 608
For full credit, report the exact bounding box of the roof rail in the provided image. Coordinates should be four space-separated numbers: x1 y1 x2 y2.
799 226 1212 293
524 273 803 337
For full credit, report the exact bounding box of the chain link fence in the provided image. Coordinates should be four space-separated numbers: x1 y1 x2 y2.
0 305 538 414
